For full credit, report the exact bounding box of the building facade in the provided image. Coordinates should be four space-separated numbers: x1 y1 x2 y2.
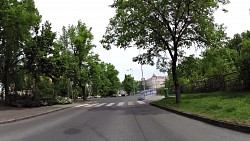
145 74 166 90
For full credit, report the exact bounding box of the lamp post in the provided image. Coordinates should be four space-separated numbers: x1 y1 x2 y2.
140 65 146 100
139 49 146 100
127 68 135 95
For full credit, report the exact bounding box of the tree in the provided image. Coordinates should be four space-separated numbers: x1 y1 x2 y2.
101 0 228 103
176 55 202 85
24 21 56 98
0 0 41 104
105 63 120 95
58 21 95 100
122 74 135 95
200 47 237 78
228 31 250 86
93 62 120 97
89 59 104 97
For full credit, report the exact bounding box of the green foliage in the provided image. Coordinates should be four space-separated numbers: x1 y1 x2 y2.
37 76 54 98
0 0 41 103
153 91 250 125
122 74 135 95
228 31 250 83
101 0 229 103
58 21 96 100
156 87 165 96
167 47 238 92
200 47 237 78
55 96 72 105
92 62 120 97
0 1 121 106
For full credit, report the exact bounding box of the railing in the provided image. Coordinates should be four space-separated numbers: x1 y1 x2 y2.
175 69 250 94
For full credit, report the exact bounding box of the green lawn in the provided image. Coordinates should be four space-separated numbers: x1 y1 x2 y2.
153 91 250 126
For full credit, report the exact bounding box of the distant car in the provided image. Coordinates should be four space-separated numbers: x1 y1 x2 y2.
111 94 117 97
93 95 101 98
87 96 93 99
121 93 126 96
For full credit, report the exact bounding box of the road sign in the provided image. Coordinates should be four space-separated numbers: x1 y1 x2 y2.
142 81 145 86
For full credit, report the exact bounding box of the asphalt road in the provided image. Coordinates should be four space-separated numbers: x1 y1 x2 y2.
0 95 250 141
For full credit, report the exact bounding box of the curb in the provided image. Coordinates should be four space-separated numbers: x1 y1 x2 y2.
150 103 250 134
0 106 73 125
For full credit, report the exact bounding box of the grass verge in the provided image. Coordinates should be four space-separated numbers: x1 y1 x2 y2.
152 91 250 126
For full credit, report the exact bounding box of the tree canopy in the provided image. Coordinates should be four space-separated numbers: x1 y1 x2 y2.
101 0 229 103
0 0 41 103
0 1 121 106
122 74 135 95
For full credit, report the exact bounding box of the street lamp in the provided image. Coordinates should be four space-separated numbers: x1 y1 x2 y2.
139 49 146 100
127 68 135 95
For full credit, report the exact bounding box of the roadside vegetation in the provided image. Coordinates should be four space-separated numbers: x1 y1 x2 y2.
0 0 121 107
153 91 250 126
101 0 230 103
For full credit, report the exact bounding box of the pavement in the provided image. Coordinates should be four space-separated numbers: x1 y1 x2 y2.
0 95 164 124
1 95 250 141
1 94 249 135
144 94 165 103
0 100 89 124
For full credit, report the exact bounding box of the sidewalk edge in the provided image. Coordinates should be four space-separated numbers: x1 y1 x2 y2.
150 103 250 134
0 106 73 125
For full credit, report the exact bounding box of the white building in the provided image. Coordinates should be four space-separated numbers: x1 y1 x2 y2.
145 74 166 90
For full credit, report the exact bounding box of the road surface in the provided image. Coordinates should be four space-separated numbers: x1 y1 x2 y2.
0 95 249 141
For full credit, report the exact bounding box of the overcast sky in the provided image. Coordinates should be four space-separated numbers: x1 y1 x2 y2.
33 0 250 81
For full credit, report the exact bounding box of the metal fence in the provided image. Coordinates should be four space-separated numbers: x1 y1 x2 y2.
179 69 250 94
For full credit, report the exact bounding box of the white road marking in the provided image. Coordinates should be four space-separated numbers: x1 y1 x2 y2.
117 102 124 106
137 101 146 104
85 103 98 107
75 104 89 108
128 102 134 106
106 103 115 107
94 103 106 107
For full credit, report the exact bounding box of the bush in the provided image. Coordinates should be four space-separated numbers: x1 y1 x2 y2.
55 96 72 105
157 87 165 95
8 94 72 107
11 99 42 108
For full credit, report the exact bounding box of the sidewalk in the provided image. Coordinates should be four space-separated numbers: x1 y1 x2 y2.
144 94 165 103
0 100 86 124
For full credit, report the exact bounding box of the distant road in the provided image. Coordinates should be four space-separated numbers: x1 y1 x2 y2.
0 95 249 141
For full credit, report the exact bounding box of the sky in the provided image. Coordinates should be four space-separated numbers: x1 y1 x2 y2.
33 0 250 81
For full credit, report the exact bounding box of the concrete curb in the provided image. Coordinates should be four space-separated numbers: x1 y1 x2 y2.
150 103 250 134
0 106 73 125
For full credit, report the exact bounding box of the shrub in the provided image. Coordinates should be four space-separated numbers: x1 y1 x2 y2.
157 87 165 95
55 96 72 105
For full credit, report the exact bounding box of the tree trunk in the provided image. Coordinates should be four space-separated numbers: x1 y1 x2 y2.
4 59 10 105
81 84 86 101
33 72 40 100
172 59 181 104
